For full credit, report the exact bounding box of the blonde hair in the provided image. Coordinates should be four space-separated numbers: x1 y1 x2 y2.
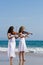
19 26 25 33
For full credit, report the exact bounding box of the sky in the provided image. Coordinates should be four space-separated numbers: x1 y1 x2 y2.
0 0 43 40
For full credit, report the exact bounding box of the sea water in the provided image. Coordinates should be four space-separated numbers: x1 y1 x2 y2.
0 40 43 53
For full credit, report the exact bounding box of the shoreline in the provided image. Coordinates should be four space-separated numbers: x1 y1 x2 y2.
0 47 43 54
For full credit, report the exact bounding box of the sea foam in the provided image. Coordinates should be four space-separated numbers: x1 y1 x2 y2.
0 47 43 54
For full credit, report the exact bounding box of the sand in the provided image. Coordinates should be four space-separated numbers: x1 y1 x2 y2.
0 52 43 65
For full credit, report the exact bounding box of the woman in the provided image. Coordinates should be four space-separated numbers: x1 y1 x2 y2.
7 26 18 65
18 26 32 65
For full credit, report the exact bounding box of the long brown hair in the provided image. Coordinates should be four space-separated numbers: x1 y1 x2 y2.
7 26 14 34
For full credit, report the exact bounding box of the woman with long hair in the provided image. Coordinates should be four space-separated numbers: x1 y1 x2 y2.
18 26 32 65
7 26 18 65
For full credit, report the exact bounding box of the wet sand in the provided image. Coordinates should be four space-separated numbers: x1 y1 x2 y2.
0 52 43 65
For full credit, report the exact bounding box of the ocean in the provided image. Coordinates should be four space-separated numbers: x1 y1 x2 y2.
0 40 43 53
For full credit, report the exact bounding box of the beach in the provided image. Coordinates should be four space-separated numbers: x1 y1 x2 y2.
0 52 43 65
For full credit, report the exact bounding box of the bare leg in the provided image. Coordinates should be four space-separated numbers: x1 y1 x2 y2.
19 52 22 65
22 60 24 65
22 52 25 65
22 51 25 62
10 57 13 65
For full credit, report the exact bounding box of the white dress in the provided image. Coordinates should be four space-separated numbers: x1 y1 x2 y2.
18 34 27 52
8 34 16 57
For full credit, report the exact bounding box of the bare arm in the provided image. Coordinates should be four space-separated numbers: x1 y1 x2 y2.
8 33 14 39
12 32 19 39
19 33 29 38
